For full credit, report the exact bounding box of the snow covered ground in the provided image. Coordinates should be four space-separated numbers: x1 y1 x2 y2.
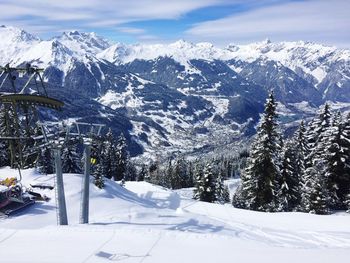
0 168 350 262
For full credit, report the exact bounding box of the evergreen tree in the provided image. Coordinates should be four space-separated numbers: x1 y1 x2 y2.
215 171 230 204
22 119 36 168
345 193 350 213
193 162 216 203
102 129 117 179
61 139 82 173
91 137 105 189
307 162 330 214
137 164 147 181
277 141 300 211
164 159 174 188
0 104 16 167
233 93 282 211
301 104 332 212
186 161 195 188
323 111 350 209
231 185 246 208
115 133 128 181
36 147 54 174
33 126 52 173
193 162 203 200
124 161 137 181
147 162 161 185
94 160 105 189
294 120 308 178
0 139 9 167
171 158 188 189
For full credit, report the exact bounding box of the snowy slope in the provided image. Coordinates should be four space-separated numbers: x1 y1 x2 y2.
0 168 349 262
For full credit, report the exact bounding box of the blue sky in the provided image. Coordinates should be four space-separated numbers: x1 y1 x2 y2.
0 0 349 47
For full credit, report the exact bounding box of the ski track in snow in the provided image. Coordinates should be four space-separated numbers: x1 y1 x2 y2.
0 169 350 262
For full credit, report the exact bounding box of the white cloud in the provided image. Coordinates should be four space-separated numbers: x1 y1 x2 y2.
0 0 228 32
116 27 146 35
185 0 350 48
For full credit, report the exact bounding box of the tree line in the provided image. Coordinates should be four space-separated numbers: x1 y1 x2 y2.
233 94 350 214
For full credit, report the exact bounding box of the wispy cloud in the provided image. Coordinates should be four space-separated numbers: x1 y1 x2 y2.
116 27 146 35
185 0 350 47
0 0 228 33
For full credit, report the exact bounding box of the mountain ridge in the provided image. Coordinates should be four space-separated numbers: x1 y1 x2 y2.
0 25 349 159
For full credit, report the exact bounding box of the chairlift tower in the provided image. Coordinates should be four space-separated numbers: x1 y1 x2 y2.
60 121 104 224
38 121 104 225
0 63 63 168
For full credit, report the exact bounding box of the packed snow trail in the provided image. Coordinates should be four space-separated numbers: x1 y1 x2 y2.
0 168 349 262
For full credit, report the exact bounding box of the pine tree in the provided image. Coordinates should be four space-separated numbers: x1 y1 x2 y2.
124 161 137 181
102 129 117 179
345 193 350 213
277 141 300 211
115 133 128 181
164 159 174 188
325 112 350 209
294 121 308 178
0 139 9 167
233 93 282 212
308 162 330 214
137 164 147 181
193 162 203 200
186 161 195 188
171 158 188 189
34 125 53 174
147 162 161 185
36 147 54 174
193 162 216 203
0 104 16 167
301 104 332 212
215 171 230 204
61 139 82 173
91 137 105 189
22 119 36 168
94 161 105 189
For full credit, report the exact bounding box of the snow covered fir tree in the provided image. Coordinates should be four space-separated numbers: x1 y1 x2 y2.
233 93 282 211
61 139 82 174
194 163 216 203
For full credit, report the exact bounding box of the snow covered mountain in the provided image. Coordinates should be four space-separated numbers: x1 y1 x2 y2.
1 25 349 159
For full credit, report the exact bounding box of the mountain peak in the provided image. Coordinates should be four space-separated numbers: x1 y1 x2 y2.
262 38 271 45
0 25 40 43
170 39 194 49
67 30 81 36
55 30 112 56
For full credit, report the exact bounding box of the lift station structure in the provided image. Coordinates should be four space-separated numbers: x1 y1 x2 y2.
0 63 105 225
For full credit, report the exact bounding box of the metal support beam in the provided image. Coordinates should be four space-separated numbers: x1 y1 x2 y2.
80 144 91 224
53 148 68 225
